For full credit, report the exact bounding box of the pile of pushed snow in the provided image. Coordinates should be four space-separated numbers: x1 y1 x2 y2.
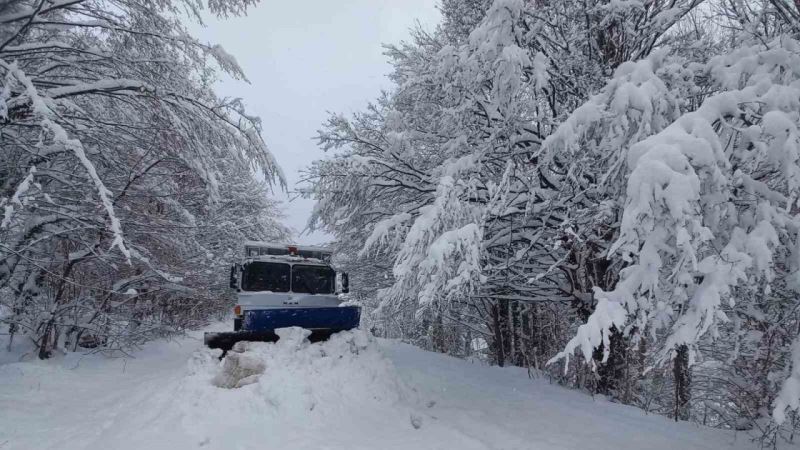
170 327 422 447
203 327 409 409
212 344 267 389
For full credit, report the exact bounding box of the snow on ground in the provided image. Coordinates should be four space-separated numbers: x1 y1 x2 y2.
0 326 772 450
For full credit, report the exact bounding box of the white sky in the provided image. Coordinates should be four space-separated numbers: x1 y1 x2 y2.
197 1 441 244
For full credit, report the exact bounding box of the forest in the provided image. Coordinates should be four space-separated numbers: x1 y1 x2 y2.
3 0 800 448
304 0 800 444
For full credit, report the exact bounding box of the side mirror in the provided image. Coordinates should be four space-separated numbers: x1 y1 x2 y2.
229 264 238 289
341 273 349 294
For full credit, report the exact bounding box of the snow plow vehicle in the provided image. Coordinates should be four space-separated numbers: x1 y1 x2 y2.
204 242 360 352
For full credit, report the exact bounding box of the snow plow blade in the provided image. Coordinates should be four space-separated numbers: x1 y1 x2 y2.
204 329 341 352
204 306 361 352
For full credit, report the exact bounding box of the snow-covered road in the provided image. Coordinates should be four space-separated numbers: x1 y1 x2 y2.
0 327 762 450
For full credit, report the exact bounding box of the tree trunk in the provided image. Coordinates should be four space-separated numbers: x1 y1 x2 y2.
673 344 691 421
38 255 79 359
511 301 525 366
593 327 626 397
431 313 446 354
490 302 505 367
499 298 512 366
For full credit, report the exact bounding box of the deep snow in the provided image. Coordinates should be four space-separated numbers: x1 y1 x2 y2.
0 326 768 450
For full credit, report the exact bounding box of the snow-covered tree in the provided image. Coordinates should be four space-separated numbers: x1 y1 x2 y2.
308 0 703 370
308 0 800 442
543 3 800 440
0 0 286 358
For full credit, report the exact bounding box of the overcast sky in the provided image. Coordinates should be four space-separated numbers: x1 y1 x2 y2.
197 1 441 244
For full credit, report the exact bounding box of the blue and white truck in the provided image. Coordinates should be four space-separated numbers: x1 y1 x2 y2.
204 241 360 351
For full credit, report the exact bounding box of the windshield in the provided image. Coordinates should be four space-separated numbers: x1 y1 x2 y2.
241 262 290 292
292 265 335 294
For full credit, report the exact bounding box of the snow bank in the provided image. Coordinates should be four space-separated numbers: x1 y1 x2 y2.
172 327 422 448
198 327 410 406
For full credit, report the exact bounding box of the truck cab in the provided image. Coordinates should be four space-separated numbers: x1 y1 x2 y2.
205 242 359 351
